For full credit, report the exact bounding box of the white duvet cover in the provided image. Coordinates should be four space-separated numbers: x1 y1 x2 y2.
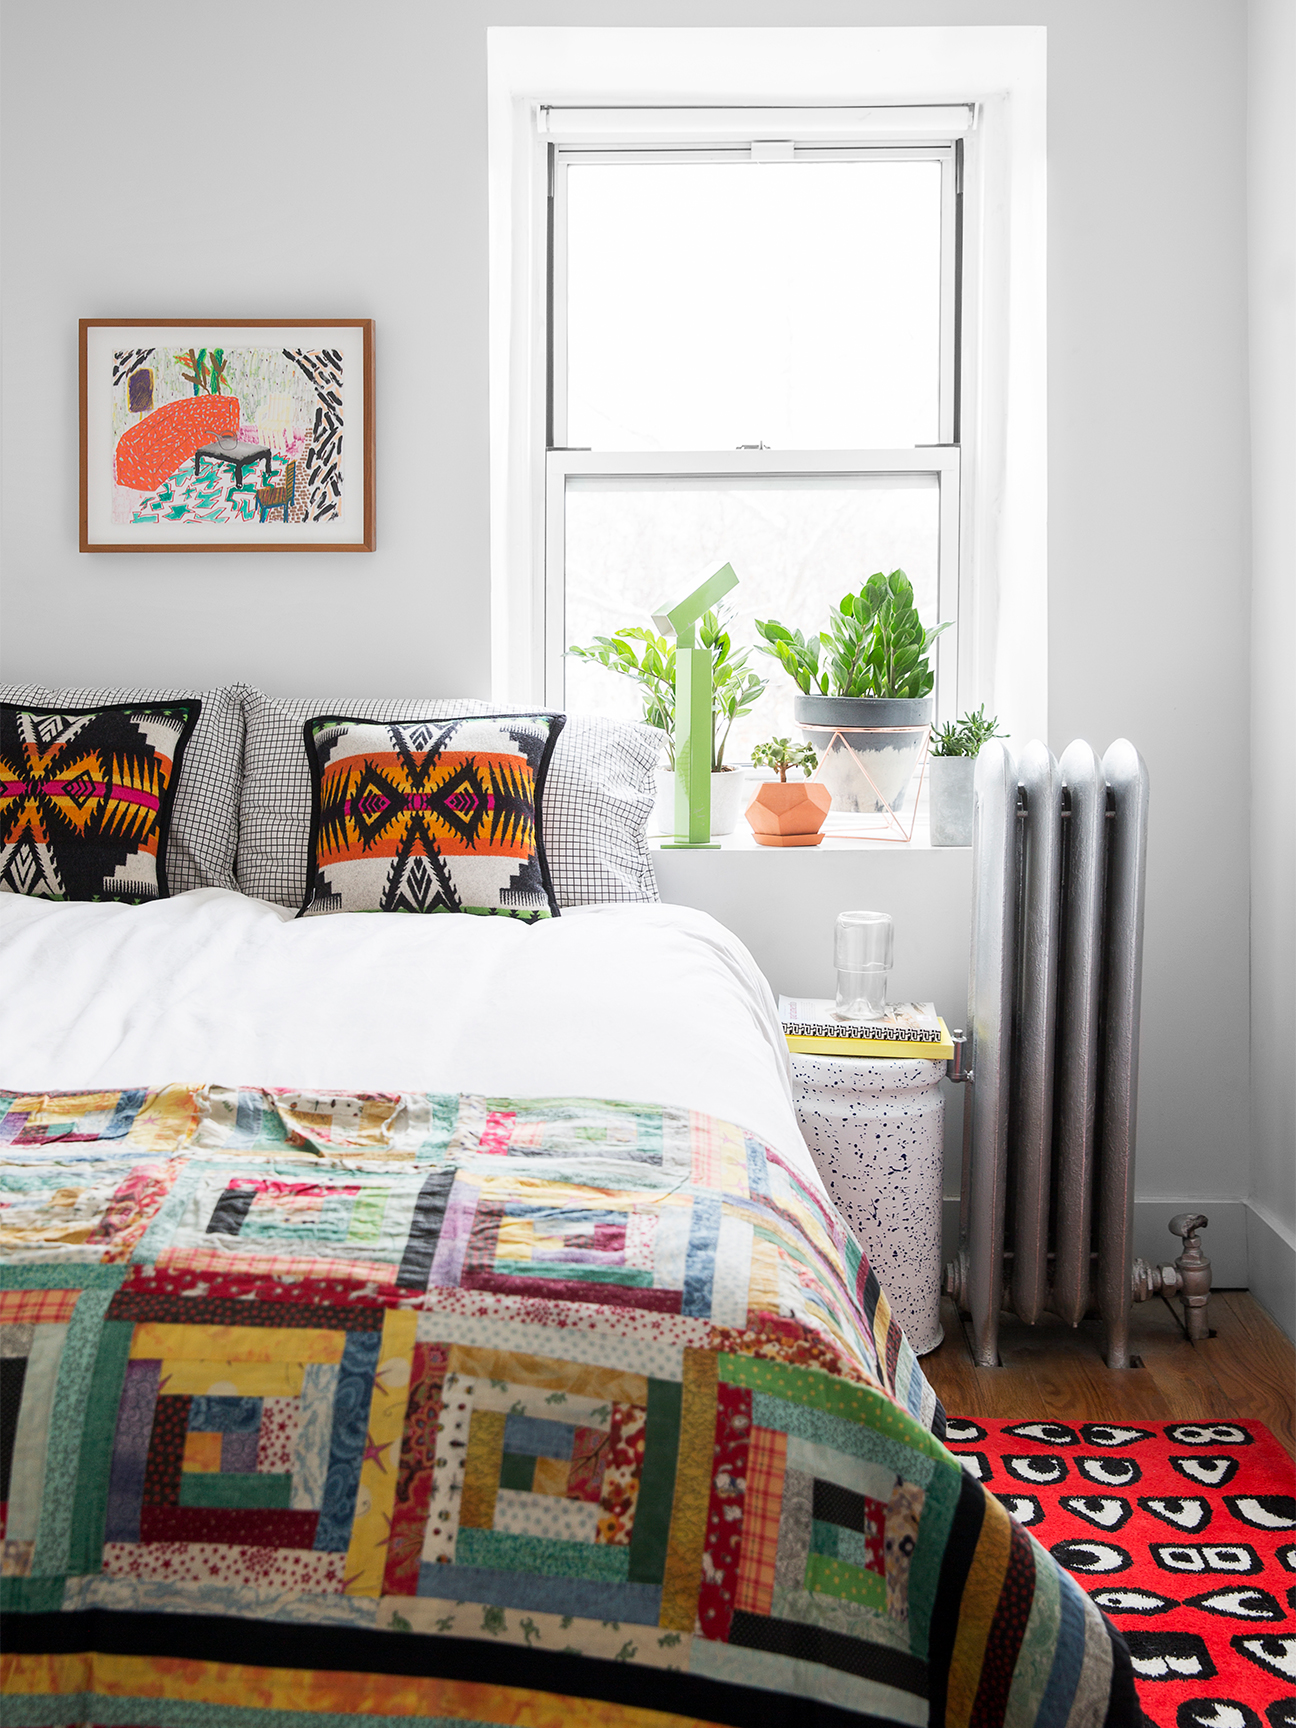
0 889 804 1164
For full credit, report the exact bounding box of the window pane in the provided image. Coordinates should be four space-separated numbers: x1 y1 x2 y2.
562 472 943 765
564 159 942 451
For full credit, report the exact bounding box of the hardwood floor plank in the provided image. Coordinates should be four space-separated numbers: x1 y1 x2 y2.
921 1298 996 1420
1132 1295 1237 1421
1190 1290 1296 1457
919 1291 1295 1456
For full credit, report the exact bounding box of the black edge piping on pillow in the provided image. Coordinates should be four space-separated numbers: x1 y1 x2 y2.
296 710 566 920
154 698 202 897
0 697 202 902
529 709 565 918
299 711 327 916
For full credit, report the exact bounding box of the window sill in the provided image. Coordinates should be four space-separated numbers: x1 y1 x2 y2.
646 784 969 854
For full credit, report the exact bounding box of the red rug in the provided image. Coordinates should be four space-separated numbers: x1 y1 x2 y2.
944 1418 1296 1726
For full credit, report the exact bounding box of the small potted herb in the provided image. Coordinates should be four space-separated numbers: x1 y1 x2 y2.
756 570 951 817
745 738 830 847
569 610 767 834
927 706 1006 845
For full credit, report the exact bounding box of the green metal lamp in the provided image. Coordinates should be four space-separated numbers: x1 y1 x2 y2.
653 562 739 849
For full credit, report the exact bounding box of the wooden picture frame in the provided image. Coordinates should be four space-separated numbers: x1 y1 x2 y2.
79 318 374 552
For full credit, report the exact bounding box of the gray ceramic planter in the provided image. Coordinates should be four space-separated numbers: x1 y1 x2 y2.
928 753 976 846
794 694 933 815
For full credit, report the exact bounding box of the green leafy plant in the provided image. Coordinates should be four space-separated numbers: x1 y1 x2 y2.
568 609 766 771
929 705 1006 757
756 569 951 700
750 737 818 782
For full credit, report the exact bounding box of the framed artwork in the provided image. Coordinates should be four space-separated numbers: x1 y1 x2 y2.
79 319 374 552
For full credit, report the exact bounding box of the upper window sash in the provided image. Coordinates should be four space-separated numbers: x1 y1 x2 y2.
549 141 961 452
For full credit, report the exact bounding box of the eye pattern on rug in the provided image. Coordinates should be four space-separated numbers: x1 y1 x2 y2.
945 1417 1296 1723
1141 1496 1214 1532
1061 1494 1135 1531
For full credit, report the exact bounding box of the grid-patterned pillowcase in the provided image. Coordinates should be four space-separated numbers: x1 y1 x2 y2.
301 712 562 919
1 699 200 901
237 690 660 909
0 682 245 893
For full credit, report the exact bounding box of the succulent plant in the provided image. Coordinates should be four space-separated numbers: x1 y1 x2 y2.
929 705 1006 757
750 737 818 783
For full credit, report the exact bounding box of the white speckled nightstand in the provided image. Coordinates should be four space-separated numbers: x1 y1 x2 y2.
791 1052 946 1355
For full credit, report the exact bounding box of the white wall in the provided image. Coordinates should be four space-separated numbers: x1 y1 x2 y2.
652 834 974 1266
1245 0 1296 1340
0 0 493 696
0 3 1258 1269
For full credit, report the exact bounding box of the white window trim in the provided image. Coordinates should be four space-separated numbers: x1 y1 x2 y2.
487 26 1047 746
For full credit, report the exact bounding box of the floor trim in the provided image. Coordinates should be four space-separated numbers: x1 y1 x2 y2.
1245 1199 1296 1343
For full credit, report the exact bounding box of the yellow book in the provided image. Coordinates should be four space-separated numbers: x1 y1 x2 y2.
785 1024 955 1061
779 996 955 1061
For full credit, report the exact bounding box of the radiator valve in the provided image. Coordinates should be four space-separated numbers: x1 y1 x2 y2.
1130 1214 1212 1341
1168 1212 1212 1341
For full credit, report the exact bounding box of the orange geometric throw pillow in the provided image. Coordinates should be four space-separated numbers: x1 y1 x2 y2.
299 712 564 919
1 700 200 902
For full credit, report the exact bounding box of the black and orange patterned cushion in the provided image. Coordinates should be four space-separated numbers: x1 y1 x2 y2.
0 700 200 901
299 712 563 919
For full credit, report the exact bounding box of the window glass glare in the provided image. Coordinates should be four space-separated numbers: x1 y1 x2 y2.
563 472 942 762
564 158 943 451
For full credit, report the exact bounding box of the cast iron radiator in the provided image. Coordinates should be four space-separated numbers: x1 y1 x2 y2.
944 738 1159 1369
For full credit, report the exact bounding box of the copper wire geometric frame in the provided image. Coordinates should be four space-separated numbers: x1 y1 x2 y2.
799 721 933 843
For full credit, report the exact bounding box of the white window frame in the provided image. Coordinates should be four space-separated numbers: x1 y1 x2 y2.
546 135 963 720
487 28 1047 746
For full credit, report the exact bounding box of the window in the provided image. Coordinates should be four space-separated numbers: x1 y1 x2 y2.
545 115 966 759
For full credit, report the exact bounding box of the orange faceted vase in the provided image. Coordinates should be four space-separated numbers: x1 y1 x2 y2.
745 780 834 847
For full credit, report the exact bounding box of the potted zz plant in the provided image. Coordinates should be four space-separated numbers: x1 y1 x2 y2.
756 569 951 817
927 706 1006 846
569 610 767 835
745 738 830 847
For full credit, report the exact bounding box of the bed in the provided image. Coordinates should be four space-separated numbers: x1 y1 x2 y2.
0 689 1137 1728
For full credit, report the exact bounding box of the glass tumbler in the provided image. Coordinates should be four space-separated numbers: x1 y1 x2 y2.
834 909 894 1019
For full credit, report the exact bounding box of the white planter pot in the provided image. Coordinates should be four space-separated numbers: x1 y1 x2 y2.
928 754 976 846
794 695 932 815
650 766 748 837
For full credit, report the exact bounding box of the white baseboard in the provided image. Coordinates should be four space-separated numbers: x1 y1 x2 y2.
1245 1199 1296 1343
939 1198 1252 1299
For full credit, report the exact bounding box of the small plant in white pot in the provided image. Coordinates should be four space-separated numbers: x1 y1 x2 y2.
568 610 767 835
927 706 1006 846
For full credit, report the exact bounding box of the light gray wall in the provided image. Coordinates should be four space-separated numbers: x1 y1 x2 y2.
0 3 1254 1238
1245 0 1296 1340
0 0 494 696
652 840 973 1248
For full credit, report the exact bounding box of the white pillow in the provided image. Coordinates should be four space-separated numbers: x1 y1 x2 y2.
0 681 245 894
236 689 660 909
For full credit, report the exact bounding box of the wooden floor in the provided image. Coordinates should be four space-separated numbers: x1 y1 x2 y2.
922 1290 1296 1460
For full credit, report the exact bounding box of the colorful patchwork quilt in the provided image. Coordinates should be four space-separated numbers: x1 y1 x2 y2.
0 1086 1137 1727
